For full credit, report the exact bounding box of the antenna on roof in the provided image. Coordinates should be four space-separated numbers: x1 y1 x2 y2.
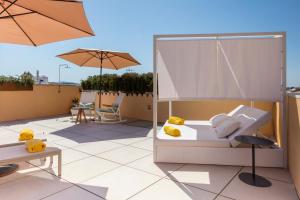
36 70 40 84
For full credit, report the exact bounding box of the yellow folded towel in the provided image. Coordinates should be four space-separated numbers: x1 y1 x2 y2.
25 139 46 153
168 116 185 125
19 128 34 141
164 126 181 137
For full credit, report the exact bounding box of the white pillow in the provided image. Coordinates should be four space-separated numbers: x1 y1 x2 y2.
214 118 240 138
209 113 229 128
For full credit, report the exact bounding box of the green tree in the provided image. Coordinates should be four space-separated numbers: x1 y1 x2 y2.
0 71 34 88
80 73 153 94
20 71 34 86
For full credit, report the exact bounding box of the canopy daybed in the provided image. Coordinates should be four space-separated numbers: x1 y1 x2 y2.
153 32 286 168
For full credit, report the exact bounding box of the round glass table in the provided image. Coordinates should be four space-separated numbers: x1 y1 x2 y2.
235 135 274 187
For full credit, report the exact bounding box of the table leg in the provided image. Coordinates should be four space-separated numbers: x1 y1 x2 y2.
75 109 80 124
58 152 62 177
79 109 82 123
82 109 87 123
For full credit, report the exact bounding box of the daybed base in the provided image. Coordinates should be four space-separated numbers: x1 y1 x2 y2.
154 145 284 167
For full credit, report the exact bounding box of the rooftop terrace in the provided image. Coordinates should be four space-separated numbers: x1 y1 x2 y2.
0 116 298 200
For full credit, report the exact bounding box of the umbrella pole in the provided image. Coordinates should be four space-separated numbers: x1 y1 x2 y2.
99 66 103 108
99 53 103 108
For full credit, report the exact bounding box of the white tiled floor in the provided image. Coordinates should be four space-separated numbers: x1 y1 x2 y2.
73 140 123 155
167 164 241 193
129 178 217 200
29 148 91 168
0 116 299 200
97 146 152 165
43 186 103 200
0 171 72 200
221 168 299 200
127 154 184 177
130 138 153 151
0 162 40 185
81 166 160 200
49 156 120 183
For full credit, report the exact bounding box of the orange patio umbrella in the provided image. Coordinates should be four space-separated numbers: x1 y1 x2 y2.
0 0 94 176
57 48 141 107
0 0 94 46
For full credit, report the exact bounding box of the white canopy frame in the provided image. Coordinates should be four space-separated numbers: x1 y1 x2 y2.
153 32 287 167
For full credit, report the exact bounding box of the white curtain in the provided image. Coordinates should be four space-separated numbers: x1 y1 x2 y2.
156 37 283 101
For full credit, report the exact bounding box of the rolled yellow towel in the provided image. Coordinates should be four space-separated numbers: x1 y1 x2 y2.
168 116 185 125
19 128 34 141
164 126 181 137
25 139 46 153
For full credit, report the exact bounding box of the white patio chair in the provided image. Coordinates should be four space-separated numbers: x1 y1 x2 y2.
71 91 97 120
96 93 125 122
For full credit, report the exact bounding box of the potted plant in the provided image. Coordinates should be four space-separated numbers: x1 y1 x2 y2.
72 97 79 107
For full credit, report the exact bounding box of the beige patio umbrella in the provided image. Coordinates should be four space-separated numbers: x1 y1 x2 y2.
57 48 141 107
0 0 94 46
0 0 94 176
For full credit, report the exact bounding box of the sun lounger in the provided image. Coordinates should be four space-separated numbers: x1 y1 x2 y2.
0 139 47 148
0 145 62 176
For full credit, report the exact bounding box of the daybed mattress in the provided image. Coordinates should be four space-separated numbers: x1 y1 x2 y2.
157 120 231 148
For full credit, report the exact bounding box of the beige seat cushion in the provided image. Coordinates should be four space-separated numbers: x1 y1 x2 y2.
157 120 230 148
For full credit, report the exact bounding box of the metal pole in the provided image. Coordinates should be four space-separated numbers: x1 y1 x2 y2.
99 52 103 108
281 32 287 168
58 65 61 93
58 64 69 93
153 36 158 162
169 101 172 117
252 144 256 182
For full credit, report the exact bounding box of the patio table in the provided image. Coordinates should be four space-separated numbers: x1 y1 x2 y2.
235 135 274 187
74 107 89 124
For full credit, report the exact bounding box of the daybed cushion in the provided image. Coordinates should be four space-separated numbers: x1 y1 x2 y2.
214 118 240 138
157 120 230 148
157 105 271 148
227 105 271 147
209 113 228 128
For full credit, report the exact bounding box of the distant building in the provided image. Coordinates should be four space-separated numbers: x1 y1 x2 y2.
34 70 48 84
34 75 48 84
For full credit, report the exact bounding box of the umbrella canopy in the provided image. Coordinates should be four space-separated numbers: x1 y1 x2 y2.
0 0 94 177
0 0 94 46
57 48 140 69
57 48 141 107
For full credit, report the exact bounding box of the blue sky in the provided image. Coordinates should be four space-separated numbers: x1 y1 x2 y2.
0 0 299 86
